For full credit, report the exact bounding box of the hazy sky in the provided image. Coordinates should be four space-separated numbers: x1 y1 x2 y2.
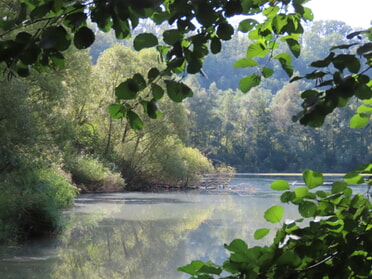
307 0 372 28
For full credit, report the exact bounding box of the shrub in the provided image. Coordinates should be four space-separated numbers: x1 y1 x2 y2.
0 165 78 243
64 155 126 192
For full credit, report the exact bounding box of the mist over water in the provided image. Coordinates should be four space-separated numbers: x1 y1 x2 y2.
0 175 367 279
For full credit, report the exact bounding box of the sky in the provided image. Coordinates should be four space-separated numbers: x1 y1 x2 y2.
306 0 372 28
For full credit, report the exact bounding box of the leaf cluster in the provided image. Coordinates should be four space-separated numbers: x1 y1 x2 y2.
0 0 313 129
179 167 372 278
292 28 372 128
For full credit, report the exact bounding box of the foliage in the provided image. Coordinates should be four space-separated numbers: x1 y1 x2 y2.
64 155 126 192
292 27 372 127
0 164 78 242
179 168 372 278
0 0 313 129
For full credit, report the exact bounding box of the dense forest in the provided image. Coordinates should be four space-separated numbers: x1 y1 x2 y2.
91 20 370 172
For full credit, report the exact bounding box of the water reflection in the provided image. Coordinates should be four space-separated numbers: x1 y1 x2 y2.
0 175 368 278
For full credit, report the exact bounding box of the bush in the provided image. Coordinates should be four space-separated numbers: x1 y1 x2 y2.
64 155 126 192
0 165 78 243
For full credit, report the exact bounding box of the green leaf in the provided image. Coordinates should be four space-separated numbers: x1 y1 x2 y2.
142 100 163 119
280 191 295 203
210 37 222 54
357 42 372 56
310 52 335 68
165 80 193 102
274 53 293 77
127 110 144 130
270 180 290 191
148 67 160 82
233 58 259 68
132 73 147 91
357 104 372 114
115 79 139 100
254 228 270 240
163 29 184 45
333 54 360 73
133 33 158 51
217 23 234 41
350 113 369 128
224 239 248 253
286 38 301 58
238 19 258 33
298 201 317 218
331 181 347 194
30 3 51 20
344 172 364 184
64 12 87 29
108 104 126 119
303 170 323 189
74 27 95 49
355 84 372 100
262 67 274 78
277 250 302 267
40 26 71 51
294 187 308 198
177 260 204 276
246 42 268 58
264 205 284 223
198 264 222 275
151 84 164 100
49 51 65 69
239 74 261 93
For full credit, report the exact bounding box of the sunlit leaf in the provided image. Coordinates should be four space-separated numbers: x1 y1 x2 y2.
239 74 261 93
303 169 323 189
247 42 268 58
127 110 144 130
294 187 308 198
264 205 284 223
270 180 290 191
274 53 293 77
349 113 369 128
344 172 364 184
177 260 204 276
262 67 274 78
238 19 258 33
224 239 248 253
286 38 301 58
108 104 126 119
233 58 259 68
254 228 270 240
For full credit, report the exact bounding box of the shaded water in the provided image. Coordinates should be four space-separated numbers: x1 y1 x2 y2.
0 174 367 278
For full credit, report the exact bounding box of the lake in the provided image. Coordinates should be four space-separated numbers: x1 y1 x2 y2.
0 174 367 279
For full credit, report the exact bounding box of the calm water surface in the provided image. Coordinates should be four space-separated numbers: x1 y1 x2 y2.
0 174 367 279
